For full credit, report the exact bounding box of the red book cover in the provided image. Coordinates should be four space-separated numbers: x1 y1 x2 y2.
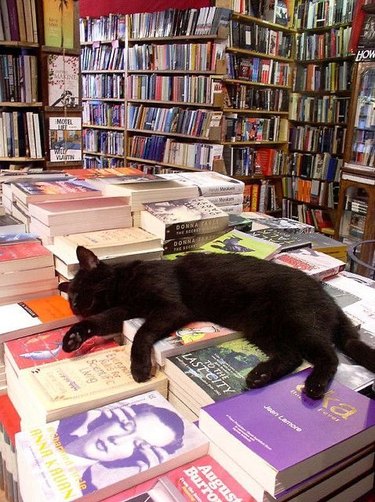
0 394 21 446
0 241 53 272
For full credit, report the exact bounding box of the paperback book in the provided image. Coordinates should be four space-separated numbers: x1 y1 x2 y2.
47 54 79 108
0 241 54 272
123 319 242 366
16 391 209 501
49 116 82 162
199 368 375 497
249 227 313 252
247 216 315 234
43 0 74 48
159 171 245 196
0 214 25 234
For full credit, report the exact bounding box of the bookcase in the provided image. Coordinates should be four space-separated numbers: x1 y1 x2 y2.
0 0 82 171
282 0 356 231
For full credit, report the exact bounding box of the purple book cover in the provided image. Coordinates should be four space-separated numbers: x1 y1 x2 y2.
200 369 375 481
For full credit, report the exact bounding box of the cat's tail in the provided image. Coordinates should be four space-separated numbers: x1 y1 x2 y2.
334 309 375 373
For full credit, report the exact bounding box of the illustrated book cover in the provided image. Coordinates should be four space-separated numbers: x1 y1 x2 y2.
140 197 229 240
49 116 82 163
199 368 375 497
249 227 314 252
43 0 74 48
123 319 242 366
16 390 209 501
47 54 79 108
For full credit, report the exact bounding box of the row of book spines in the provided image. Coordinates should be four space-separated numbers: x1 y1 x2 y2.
289 124 346 152
289 95 350 123
229 21 293 58
287 152 343 181
0 54 38 104
82 129 124 156
284 202 335 233
224 84 289 111
0 0 38 43
82 102 126 128
82 74 124 100
128 7 231 39
79 14 126 43
224 116 287 142
82 155 124 168
296 27 352 59
128 43 225 73
294 0 354 29
294 60 351 89
224 146 285 176
128 135 223 170
282 176 336 207
80 46 125 72
226 55 290 86
0 111 42 159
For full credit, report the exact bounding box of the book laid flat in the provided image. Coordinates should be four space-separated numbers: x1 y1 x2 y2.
163 230 229 255
16 391 209 501
0 295 78 343
13 346 169 425
248 216 315 234
123 319 242 366
271 247 346 281
0 213 25 233
0 241 54 272
65 166 160 179
199 368 375 497
139 197 229 240
159 171 245 195
249 227 314 252
102 180 200 211
10 179 101 206
52 227 163 259
100 454 253 502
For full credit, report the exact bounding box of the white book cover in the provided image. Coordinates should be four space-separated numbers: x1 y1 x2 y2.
49 116 82 162
47 54 80 108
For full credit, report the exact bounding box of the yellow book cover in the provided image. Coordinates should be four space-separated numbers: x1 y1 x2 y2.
20 346 168 419
43 0 74 49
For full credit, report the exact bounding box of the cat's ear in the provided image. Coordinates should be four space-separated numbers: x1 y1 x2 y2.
58 282 70 293
76 246 100 271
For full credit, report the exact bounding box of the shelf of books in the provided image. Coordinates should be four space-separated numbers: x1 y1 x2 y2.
218 0 294 214
282 0 356 232
0 0 82 171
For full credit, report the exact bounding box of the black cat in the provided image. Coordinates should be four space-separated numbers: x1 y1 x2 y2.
59 246 375 400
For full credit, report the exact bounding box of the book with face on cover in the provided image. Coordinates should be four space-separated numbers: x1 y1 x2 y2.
199 368 375 498
0 294 78 343
16 390 209 502
123 319 242 366
15 346 169 425
100 454 253 502
139 197 229 240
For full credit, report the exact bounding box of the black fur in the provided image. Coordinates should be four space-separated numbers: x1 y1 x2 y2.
59 246 375 400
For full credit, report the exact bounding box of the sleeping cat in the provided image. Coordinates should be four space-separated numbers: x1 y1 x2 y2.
59 246 375 400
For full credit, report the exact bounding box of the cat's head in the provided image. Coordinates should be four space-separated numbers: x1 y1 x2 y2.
58 246 114 317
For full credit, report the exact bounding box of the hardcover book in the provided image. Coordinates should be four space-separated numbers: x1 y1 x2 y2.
101 454 252 502
16 391 209 501
139 197 229 240
123 319 242 366
159 171 245 196
0 294 78 343
47 54 79 108
11 346 169 424
0 241 54 272
49 116 82 162
199 368 375 497
52 227 162 259
43 0 74 48
271 247 346 281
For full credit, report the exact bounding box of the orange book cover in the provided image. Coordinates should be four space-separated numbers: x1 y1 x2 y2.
43 0 74 48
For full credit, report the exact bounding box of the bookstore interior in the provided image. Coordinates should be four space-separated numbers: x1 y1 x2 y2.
0 0 375 501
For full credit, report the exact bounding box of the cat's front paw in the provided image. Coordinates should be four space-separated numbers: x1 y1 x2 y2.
303 373 328 400
246 364 273 388
62 321 96 352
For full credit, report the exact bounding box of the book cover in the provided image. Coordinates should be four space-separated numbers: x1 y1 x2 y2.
101 454 252 502
0 241 54 272
164 338 269 407
16 346 169 421
124 319 242 366
0 232 39 245
249 227 313 252
199 368 375 496
197 228 282 259
0 214 25 233
271 247 346 281
4 327 119 374
163 231 229 255
47 54 79 108
0 294 78 343
53 227 162 259
66 167 157 180
43 0 74 48
140 198 229 240
49 116 82 162
160 171 245 196
248 216 315 234
16 391 209 501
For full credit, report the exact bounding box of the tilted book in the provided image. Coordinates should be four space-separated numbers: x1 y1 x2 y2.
0 241 54 272
199 368 375 497
0 294 78 343
16 391 209 501
52 227 162 259
16 346 169 425
139 197 229 240
271 247 346 281
101 454 253 502
159 171 245 195
123 319 242 366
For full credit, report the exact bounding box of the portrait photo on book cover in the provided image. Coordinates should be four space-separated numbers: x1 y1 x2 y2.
53 400 186 494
